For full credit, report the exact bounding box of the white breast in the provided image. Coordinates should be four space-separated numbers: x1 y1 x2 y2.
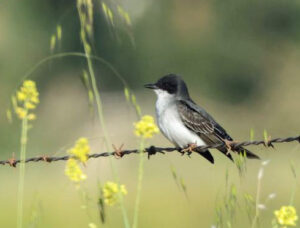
154 89 206 148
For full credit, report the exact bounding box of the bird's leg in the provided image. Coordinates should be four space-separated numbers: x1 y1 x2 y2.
224 139 232 151
177 148 187 156
224 139 238 155
177 147 184 155
181 143 198 156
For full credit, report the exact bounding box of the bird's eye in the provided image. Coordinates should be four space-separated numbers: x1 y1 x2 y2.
163 82 169 89
163 82 176 94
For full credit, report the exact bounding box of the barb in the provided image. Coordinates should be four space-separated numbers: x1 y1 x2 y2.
1 136 299 167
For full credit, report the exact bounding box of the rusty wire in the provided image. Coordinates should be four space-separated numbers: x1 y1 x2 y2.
1 135 299 167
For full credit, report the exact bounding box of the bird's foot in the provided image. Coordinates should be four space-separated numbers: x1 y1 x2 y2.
224 139 233 151
224 139 238 154
181 143 198 155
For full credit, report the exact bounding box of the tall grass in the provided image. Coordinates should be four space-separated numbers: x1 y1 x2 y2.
17 114 29 228
132 139 145 228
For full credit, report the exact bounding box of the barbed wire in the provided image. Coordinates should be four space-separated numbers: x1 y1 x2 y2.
1 135 299 167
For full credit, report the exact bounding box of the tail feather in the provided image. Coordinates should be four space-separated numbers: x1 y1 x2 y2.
220 150 234 162
235 146 260 159
216 146 234 162
217 144 259 160
194 149 215 164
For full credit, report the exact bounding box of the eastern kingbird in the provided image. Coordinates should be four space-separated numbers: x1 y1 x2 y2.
144 74 259 164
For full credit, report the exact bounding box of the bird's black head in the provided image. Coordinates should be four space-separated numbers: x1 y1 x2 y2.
144 74 190 98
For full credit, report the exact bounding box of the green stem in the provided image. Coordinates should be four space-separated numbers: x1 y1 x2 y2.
251 169 262 228
11 51 140 120
76 7 130 228
85 51 109 148
83 43 130 228
132 140 145 228
86 53 131 227
17 114 28 228
289 182 297 206
17 52 128 93
77 186 94 224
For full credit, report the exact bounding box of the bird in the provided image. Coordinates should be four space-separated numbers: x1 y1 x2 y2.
144 74 259 164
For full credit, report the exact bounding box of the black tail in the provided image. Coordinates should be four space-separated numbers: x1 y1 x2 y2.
234 146 260 159
219 150 234 161
194 149 215 164
217 145 259 161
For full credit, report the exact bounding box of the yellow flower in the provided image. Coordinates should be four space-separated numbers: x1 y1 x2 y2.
25 102 36 109
30 96 39 104
65 158 87 183
18 80 39 104
17 91 26 101
15 107 27 119
134 115 159 138
101 181 127 206
27 114 36 121
14 80 39 121
274 206 298 227
68 138 90 162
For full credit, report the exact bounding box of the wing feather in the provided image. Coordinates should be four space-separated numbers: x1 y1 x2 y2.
176 99 259 160
176 100 230 148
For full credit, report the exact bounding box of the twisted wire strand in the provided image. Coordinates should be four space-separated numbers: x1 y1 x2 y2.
1 135 299 167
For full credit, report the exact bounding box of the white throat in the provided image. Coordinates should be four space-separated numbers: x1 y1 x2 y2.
154 89 206 148
154 89 176 113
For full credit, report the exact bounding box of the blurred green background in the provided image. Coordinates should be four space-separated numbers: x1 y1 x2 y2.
0 0 300 227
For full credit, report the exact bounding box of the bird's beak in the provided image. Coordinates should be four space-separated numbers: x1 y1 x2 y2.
144 83 158 89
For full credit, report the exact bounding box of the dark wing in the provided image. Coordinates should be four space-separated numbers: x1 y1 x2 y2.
176 100 259 160
176 99 231 147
